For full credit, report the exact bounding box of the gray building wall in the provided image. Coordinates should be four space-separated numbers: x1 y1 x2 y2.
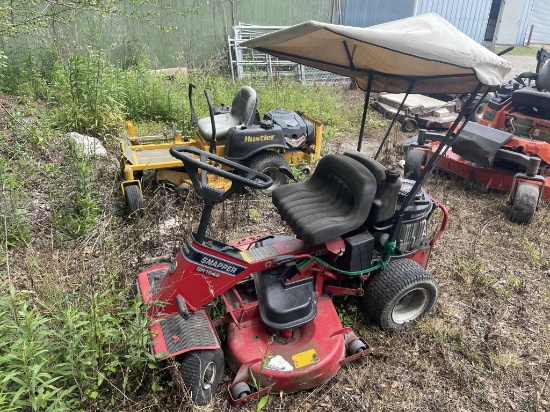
516 0 535 44
526 0 550 43
416 0 493 43
343 0 415 27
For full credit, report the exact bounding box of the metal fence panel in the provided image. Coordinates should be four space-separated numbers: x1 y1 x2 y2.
229 23 348 85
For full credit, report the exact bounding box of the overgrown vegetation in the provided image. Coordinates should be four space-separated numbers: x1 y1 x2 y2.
0 28 548 412
0 282 154 411
0 46 372 410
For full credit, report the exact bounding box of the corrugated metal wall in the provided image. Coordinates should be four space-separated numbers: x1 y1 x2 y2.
5 0 335 69
343 0 415 27
516 0 535 44
115 0 335 68
416 0 493 42
527 0 550 43
13 0 542 70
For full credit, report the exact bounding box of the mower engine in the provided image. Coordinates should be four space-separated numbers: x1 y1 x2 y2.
224 109 316 160
395 179 434 253
264 109 316 149
373 179 434 254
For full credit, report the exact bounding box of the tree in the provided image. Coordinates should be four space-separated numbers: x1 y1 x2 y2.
0 1 123 38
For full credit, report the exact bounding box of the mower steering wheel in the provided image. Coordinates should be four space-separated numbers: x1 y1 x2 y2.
169 146 273 198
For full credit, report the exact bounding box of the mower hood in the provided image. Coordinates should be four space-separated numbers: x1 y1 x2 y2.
241 13 511 94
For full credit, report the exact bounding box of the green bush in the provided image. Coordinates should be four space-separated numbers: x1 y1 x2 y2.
0 281 153 411
51 52 126 137
49 140 103 240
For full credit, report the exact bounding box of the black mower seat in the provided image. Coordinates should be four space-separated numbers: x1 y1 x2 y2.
512 87 550 113
512 61 550 113
537 60 550 91
343 151 402 225
198 86 258 140
272 154 377 246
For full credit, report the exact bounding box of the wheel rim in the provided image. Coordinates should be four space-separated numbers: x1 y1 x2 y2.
202 362 217 391
392 287 430 324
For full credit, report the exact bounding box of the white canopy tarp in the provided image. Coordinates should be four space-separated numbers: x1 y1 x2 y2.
242 14 512 94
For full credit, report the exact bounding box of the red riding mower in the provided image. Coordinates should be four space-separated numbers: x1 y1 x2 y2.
404 50 550 224
136 146 444 404
133 14 511 406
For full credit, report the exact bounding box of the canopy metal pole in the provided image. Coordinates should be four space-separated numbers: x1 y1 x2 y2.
383 83 485 258
357 74 373 152
374 80 415 160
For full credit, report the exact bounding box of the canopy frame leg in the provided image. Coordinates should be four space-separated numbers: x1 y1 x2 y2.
374 80 416 160
357 74 373 152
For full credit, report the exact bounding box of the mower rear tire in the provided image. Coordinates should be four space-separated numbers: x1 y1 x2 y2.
404 149 427 180
125 185 144 218
178 349 225 406
509 182 539 224
246 152 289 192
362 259 438 331
231 382 252 399
463 94 489 122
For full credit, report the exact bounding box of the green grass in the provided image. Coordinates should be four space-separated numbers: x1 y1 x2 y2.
495 45 538 56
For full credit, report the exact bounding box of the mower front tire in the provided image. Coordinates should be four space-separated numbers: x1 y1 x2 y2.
404 149 427 180
401 118 418 133
509 182 539 224
125 185 145 218
246 152 289 192
231 382 252 399
178 349 225 406
362 259 438 331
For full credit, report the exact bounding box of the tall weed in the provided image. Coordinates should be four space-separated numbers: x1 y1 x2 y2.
0 281 153 411
49 139 102 240
53 52 126 136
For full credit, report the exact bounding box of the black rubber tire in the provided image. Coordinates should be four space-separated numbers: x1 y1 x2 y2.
508 182 539 224
246 152 289 192
404 149 427 180
127 280 139 300
347 339 367 355
464 94 490 122
362 259 439 331
125 185 144 218
231 381 252 399
401 118 418 133
179 349 225 406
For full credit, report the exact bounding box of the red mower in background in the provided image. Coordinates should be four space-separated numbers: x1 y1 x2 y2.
133 14 511 406
404 49 550 224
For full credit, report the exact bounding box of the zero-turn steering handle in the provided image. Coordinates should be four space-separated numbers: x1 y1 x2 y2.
169 146 273 191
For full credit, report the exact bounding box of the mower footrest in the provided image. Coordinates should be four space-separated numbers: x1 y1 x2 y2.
453 122 513 167
150 309 220 359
